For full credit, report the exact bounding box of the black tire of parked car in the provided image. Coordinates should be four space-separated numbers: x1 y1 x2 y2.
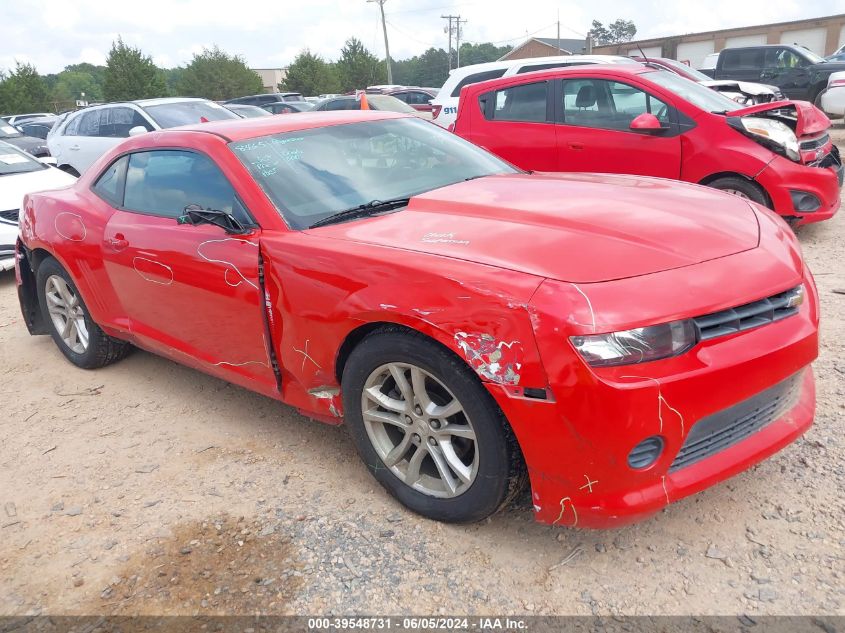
341 327 528 523
707 176 770 207
36 257 132 369
58 165 80 177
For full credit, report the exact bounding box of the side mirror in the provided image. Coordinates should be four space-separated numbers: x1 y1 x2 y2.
630 113 665 133
128 126 148 137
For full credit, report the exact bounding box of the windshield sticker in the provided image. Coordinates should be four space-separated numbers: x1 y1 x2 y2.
0 153 28 165
232 137 305 153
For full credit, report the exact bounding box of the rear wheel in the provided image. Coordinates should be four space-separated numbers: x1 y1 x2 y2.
36 257 131 369
707 176 769 207
342 329 527 523
59 165 80 177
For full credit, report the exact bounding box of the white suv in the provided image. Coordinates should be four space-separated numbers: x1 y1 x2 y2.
430 55 637 128
48 98 239 175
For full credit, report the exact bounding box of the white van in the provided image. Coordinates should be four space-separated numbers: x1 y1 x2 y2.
430 55 637 128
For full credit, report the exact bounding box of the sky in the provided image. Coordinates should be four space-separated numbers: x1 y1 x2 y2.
0 0 841 74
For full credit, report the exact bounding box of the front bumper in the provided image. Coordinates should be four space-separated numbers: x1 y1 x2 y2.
756 152 841 226
491 234 818 528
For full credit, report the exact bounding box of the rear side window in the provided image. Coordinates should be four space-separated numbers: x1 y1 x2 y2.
484 81 549 123
721 48 763 70
92 156 128 206
450 69 507 97
123 150 240 219
75 110 102 137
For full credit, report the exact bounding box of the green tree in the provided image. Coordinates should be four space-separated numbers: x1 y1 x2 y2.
588 19 636 45
336 37 385 92
103 37 167 101
280 50 340 96
51 71 103 106
0 62 50 114
176 46 263 100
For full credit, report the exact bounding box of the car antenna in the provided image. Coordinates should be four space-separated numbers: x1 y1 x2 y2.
636 42 653 67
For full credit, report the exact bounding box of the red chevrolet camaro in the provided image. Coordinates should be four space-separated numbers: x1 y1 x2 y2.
15 111 818 527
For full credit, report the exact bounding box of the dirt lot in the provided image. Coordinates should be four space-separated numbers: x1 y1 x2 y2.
1 130 844 618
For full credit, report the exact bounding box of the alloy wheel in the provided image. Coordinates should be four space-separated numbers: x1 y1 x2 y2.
361 362 478 498
45 274 89 354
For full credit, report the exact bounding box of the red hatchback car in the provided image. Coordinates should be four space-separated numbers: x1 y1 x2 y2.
16 112 818 528
453 65 843 226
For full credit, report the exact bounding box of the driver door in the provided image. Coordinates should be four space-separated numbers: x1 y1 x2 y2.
555 78 682 179
96 149 277 392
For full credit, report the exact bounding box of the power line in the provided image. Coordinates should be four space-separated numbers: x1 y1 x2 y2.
385 20 441 49
462 21 559 46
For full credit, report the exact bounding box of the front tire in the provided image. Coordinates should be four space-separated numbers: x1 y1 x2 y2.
36 257 131 369
342 328 526 523
707 176 769 207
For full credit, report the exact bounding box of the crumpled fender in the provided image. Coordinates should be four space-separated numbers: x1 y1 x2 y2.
258 232 549 422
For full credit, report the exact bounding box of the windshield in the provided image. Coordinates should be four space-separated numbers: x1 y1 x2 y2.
645 70 743 113
230 117 515 230
803 49 825 64
655 58 713 82
368 95 418 113
0 122 22 139
143 100 239 128
0 143 46 175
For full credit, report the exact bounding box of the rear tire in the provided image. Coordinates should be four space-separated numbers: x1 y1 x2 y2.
342 328 527 523
707 176 769 207
36 257 131 369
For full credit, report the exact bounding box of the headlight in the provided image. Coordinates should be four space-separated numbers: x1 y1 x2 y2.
737 117 799 162
570 320 697 368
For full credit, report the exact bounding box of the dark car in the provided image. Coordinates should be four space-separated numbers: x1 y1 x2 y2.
0 119 50 156
263 101 313 114
700 44 845 102
312 94 419 115
16 117 58 140
384 87 438 113
225 104 272 118
225 92 304 107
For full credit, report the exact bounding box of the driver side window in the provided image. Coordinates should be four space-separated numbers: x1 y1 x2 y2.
122 150 241 220
561 79 669 131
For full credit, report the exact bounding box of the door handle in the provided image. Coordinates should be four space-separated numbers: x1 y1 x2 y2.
69 145 80 151
568 142 585 150
105 235 128 250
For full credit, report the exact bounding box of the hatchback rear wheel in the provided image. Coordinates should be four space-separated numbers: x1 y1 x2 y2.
342 328 527 523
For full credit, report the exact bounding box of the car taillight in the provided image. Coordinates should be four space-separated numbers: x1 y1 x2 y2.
447 123 455 132
431 105 442 119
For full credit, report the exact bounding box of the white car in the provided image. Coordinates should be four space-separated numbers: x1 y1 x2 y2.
47 98 239 176
430 55 637 128
0 141 76 271
2 113 54 126
820 71 845 118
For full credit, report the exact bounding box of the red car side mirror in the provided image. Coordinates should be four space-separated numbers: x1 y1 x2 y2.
630 113 664 133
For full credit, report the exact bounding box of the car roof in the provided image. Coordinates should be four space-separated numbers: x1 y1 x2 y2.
443 55 635 79
477 63 651 82
131 97 215 106
167 110 408 141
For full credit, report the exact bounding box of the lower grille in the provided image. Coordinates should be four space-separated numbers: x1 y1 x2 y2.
669 372 802 472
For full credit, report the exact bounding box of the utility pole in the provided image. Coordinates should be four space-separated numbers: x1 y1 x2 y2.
368 0 393 84
557 9 561 54
442 14 455 71
455 17 467 67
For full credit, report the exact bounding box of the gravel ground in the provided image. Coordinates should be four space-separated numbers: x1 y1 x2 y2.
1 127 843 617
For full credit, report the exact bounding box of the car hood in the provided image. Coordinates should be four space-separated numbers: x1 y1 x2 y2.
308 173 760 283
727 100 830 136
0 167 77 213
2 135 48 155
701 80 778 95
